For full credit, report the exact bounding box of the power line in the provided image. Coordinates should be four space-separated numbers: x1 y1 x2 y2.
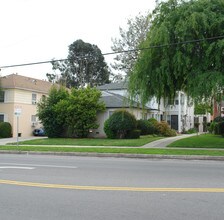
1 35 224 69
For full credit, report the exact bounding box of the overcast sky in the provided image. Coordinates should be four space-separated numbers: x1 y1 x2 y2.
0 0 156 80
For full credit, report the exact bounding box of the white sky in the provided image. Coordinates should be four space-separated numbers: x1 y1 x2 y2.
0 0 156 80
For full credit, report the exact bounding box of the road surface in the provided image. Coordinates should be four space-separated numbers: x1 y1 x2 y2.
0 154 224 220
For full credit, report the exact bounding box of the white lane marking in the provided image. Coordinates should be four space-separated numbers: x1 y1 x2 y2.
0 163 77 169
0 166 35 170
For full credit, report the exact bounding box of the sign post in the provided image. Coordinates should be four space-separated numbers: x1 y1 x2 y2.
14 107 22 147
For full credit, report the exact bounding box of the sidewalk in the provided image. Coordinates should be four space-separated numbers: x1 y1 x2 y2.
0 136 47 145
142 133 199 148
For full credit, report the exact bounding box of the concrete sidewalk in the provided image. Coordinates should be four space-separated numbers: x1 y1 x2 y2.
142 133 199 148
0 136 47 145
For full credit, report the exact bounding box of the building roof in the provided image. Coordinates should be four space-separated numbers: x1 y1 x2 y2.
100 91 151 110
97 81 128 90
1 74 54 93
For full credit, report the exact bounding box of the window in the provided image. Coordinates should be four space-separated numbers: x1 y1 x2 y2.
0 91 5 102
31 115 37 122
109 111 114 117
167 115 171 125
32 93 37 104
0 114 4 122
141 113 147 120
175 99 179 105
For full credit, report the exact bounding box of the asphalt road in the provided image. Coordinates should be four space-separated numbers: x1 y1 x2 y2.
0 154 224 220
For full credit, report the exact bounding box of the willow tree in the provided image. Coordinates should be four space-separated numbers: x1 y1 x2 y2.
129 0 224 105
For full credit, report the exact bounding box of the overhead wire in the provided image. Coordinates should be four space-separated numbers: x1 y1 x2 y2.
0 35 224 69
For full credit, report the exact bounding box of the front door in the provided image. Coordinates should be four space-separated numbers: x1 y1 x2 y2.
171 115 178 131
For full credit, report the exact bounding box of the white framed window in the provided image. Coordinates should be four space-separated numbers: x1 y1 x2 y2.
32 93 37 104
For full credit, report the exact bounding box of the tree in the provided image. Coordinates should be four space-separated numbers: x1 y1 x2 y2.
57 87 105 138
194 102 212 115
37 86 69 138
129 0 224 105
111 12 152 78
49 39 111 88
38 86 105 138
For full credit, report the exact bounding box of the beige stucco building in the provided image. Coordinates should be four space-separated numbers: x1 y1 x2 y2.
0 74 53 137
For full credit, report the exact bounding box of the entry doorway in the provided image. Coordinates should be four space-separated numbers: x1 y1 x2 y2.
171 115 178 131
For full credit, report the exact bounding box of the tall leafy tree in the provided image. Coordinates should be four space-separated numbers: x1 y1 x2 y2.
111 11 152 77
57 87 105 138
37 86 69 137
49 39 111 88
37 86 105 138
129 0 224 105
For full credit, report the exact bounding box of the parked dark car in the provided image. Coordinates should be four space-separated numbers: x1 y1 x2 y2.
33 128 46 136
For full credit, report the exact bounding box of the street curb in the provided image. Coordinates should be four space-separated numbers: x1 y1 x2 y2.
0 150 224 161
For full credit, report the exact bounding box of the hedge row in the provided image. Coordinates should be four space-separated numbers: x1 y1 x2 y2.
104 110 176 139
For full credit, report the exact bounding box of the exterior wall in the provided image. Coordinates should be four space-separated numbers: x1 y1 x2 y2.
163 92 194 132
0 88 45 137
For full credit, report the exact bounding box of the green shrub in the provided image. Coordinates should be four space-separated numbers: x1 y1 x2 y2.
209 121 217 134
148 118 159 134
156 121 177 137
214 116 224 123
214 123 220 135
185 128 197 134
104 119 116 139
163 129 177 137
137 119 151 135
219 122 224 137
0 122 12 138
126 129 141 139
104 110 137 139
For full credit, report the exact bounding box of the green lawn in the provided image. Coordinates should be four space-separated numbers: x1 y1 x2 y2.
11 135 164 147
168 134 224 148
1 145 224 156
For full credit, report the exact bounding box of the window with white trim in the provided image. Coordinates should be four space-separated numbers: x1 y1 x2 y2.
32 93 37 104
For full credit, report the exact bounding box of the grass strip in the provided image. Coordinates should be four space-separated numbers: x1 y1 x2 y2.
1 146 224 156
11 136 164 147
168 134 224 149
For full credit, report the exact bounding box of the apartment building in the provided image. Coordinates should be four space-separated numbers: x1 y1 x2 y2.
0 74 53 137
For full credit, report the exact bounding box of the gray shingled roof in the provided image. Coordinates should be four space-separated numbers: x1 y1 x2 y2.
97 81 128 90
100 92 151 109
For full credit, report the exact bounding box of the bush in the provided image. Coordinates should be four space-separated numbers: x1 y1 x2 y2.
126 129 141 139
104 119 116 139
148 118 159 134
219 122 224 137
0 122 12 138
137 119 151 135
156 121 177 137
185 128 197 134
209 121 217 134
214 123 220 135
104 110 137 139
163 129 177 137
214 116 224 123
